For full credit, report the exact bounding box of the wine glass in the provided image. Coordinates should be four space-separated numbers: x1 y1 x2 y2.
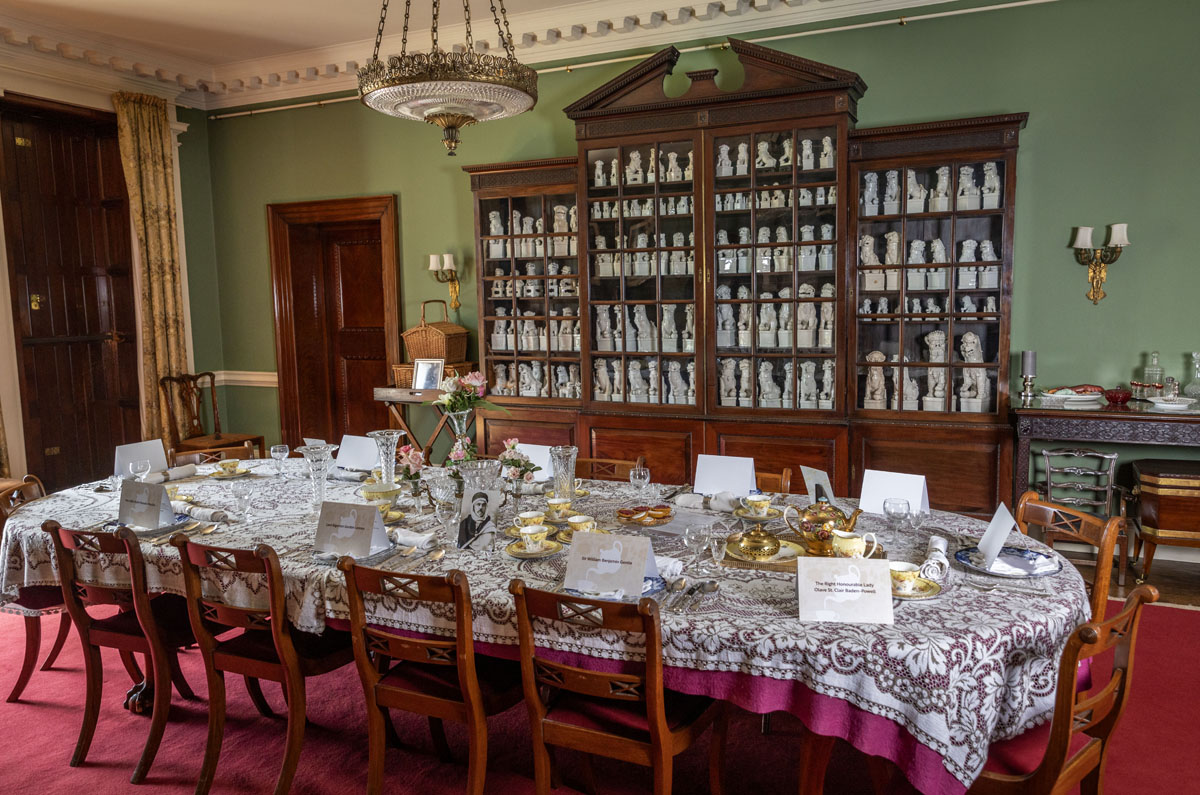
883 498 910 531
907 509 931 534
683 525 707 569
129 459 152 482
709 535 728 572
629 466 651 499
270 444 290 477
231 480 253 522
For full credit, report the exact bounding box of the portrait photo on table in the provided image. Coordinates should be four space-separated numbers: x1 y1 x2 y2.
412 358 444 390
457 489 500 550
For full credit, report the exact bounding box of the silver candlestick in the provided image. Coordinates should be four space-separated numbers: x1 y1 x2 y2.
1020 375 1037 407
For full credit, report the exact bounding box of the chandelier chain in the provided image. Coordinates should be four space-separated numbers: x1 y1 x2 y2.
462 0 473 53
401 0 411 56
371 0 391 62
489 0 515 58
431 0 440 50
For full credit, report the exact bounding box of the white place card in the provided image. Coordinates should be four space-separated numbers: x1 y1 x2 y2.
797 557 894 625
113 440 169 478
977 502 1017 570
858 469 929 515
564 533 657 598
335 435 378 472
516 443 553 481
314 501 389 558
693 454 756 497
303 437 326 446
800 466 840 510
118 479 174 530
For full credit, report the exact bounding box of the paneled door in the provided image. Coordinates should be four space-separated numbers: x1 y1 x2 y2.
0 96 142 490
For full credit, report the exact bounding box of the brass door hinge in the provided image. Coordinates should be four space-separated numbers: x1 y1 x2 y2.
15 137 32 148
44 446 61 456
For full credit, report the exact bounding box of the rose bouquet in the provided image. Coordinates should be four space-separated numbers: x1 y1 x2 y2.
498 438 540 483
396 444 425 480
431 371 504 413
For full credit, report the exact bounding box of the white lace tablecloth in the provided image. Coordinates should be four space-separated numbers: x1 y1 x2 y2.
1 460 1088 791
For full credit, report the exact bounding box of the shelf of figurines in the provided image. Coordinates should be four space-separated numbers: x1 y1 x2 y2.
856 232 1002 275
856 321 1002 364
858 162 1005 218
712 187 838 213
592 302 696 356
856 361 998 415
713 134 837 181
715 355 838 411
587 143 696 194
482 201 579 260
589 355 699 406
489 359 584 401
588 250 696 280
588 196 696 219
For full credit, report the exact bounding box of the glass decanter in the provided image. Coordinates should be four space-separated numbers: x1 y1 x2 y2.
1143 351 1164 397
294 443 339 518
1185 352 1200 399
549 445 578 500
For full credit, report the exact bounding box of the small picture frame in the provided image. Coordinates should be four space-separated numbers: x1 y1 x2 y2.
412 358 445 390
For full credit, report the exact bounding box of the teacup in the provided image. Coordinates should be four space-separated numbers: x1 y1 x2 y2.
519 525 550 553
165 485 180 500
740 494 772 517
546 497 572 520
517 510 546 527
889 562 920 594
832 530 879 559
217 459 241 475
567 514 596 535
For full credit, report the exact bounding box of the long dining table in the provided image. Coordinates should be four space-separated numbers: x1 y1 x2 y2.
1 460 1090 795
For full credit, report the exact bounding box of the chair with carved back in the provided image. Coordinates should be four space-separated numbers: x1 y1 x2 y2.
42 521 198 783
159 372 265 458
339 561 523 794
1034 447 1132 586
168 440 257 468
171 538 354 795
1015 491 1122 621
967 584 1159 794
755 468 793 494
576 456 645 482
1 475 72 703
509 579 726 795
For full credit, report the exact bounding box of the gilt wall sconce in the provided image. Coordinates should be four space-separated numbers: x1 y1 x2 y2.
1069 223 1129 305
428 253 461 310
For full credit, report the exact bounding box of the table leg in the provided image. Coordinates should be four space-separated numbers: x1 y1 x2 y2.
1015 432 1032 503
796 727 835 795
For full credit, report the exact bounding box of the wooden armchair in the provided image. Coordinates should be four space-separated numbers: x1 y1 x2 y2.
339 561 523 794
1 475 71 703
1015 491 1122 621
159 372 265 458
968 584 1159 793
168 440 257 467
43 521 198 783
509 579 726 795
577 456 645 482
171 538 353 795
755 467 793 494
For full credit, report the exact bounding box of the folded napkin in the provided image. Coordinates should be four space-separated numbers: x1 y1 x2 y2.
919 535 950 581
388 527 437 549
143 464 198 484
333 468 370 482
673 491 738 513
171 501 229 523
966 548 1059 577
655 555 683 579
570 578 659 601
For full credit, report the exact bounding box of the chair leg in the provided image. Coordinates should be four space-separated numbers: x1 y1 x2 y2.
576 753 598 795
131 650 173 784
1116 530 1129 588
273 677 307 795
366 703 388 795
6 616 41 702
1139 541 1159 582
709 705 729 795
866 756 893 794
196 668 227 795
71 643 104 767
245 676 275 717
464 715 489 795
383 707 404 748
531 732 554 795
429 716 453 762
119 649 144 684
796 729 835 795
651 747 673 795
41 612 71 671
168 650 197 700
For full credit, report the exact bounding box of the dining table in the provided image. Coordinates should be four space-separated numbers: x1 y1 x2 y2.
0 459 1090 795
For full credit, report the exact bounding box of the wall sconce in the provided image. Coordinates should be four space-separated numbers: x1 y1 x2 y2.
428 253 461 310
1069 223 1129 305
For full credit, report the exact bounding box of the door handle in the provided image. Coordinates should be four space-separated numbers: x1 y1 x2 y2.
29 294 43 311
109 330 130 343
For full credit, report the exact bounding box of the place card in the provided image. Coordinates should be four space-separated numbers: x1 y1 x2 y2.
335 435 378 472
303 437 326 446
800 466 840 510
118 479 174 530
113 439 169 478
797 557 894 625
516 443 553 481
563 533 657 598
693 454 756 497
858 469 929 514
977 502 1017 570
314 501 389 558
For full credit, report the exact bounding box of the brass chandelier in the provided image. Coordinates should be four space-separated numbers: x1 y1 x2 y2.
357 0 538 155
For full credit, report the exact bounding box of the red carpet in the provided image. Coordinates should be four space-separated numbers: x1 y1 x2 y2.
0 600 1192 794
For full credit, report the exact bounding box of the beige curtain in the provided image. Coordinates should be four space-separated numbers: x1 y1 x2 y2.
0 411 9 479
112 92 189 444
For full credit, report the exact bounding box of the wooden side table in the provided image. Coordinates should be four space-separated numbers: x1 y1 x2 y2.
1132 458 1200 582
372 387 452 464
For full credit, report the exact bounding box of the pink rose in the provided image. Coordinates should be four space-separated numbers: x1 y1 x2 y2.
523 471 536 483
449 447 466 462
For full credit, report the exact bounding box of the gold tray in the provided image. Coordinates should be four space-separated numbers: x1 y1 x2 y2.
505 539 564 559
724 537 806 571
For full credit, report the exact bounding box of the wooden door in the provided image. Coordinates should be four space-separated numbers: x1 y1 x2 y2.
0 97 141 490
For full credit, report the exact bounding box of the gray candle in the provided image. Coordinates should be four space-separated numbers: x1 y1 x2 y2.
1021 350 1037 378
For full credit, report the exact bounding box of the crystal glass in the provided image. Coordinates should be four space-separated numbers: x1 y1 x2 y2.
295 443 339 518
130 459 152 482
428 476 460 540
270 444 290 477
549 445 578 500
367 429 405 488
883 498 910 531
629 465 651 499
230 480 252 521
1185 352 1200 399
709 535 728 572
683 525 707 569
1143 351 1164 397
907 509 930 534
445 409 473 443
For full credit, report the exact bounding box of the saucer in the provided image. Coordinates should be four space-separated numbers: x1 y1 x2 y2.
733 506 784 523
210 468 251 480
545 488 591 498
893 577 942 600
505 524 559 539
542 511 577 525
505 539 564 559
556 525 610 544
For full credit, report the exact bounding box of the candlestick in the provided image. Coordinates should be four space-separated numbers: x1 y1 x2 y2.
1021 350 1036 378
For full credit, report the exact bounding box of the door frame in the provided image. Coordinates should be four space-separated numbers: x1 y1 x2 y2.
266 195 400 448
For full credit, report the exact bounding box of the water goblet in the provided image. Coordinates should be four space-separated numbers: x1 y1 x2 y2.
130 459 152 482
270 444 290 477
629 466 651 499
883 498 910 531
907 509 931 534
230 480 253 522
709 536 728 572
683 525 707 569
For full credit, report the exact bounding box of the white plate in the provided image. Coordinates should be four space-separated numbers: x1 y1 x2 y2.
312 543 394 564
955 545 1062 578
1147 396 1196 410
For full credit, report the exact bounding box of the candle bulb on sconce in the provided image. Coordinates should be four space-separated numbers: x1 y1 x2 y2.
429 252 462 310
1069 223 1129 305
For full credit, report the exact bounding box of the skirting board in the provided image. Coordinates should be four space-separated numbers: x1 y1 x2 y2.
212 370 278 388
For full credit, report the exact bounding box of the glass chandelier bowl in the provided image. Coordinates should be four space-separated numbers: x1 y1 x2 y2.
358 0 538 155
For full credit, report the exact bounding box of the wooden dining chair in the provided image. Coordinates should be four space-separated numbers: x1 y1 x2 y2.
43 521 199 783
159 372 265 457
339 561 523 794
1 475 72 703
755 467 793 494
509 579 726 795
171 538 354 795
968 583 1159 794
168 440 257 467
1015 491 1122 621
576 455 645 482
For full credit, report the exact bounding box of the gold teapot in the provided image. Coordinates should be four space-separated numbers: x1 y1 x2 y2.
783 500 864 557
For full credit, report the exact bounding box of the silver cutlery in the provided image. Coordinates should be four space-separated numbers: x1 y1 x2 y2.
683 580 719 611
378 545 419 569
656 577 686 606
961 580 1046 597
153 522 214 545
397 546 445 573
670 582 700 612
146 521 199 545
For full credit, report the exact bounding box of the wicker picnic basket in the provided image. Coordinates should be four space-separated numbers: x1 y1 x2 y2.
400 300 469 363
391 361 475 389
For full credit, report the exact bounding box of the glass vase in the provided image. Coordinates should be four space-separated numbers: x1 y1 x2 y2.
445 409 473 443
1185 352 1200 399
550 445 578 500
367 429 405 488
294 443 339 518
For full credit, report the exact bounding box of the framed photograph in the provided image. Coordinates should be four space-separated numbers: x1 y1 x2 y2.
412 358 445 390
457 489 501 551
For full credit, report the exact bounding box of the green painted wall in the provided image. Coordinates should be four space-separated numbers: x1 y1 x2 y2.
179 0 1200 460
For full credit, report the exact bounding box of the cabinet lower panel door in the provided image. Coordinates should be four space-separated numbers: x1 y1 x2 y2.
583 415 700 487
477 408 578 456
705 422 849 495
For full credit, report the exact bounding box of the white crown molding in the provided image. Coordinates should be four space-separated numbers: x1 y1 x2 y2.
0 0 969 110
212 370 279 388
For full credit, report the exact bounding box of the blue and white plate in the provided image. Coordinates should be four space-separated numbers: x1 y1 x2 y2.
955 546 1062 578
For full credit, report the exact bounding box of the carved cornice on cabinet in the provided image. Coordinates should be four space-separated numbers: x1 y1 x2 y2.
849 113 1029 159
463 157 580 190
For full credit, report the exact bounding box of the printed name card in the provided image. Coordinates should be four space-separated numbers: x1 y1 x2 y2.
118 480 174 530
113 439 169 478
314 501 388 558
516 443 553 481
977 502 1017 569
693 454 756 497
335 435 379 472
858 469 930 515
563 533 656 598
800 466 840 510
797 557 894 625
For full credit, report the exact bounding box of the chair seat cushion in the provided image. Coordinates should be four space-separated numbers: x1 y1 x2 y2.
378 655 523 714
214 626 352 673
983 720 1093 776
545 688 714 743
90 593 197 647
13 585 65 612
